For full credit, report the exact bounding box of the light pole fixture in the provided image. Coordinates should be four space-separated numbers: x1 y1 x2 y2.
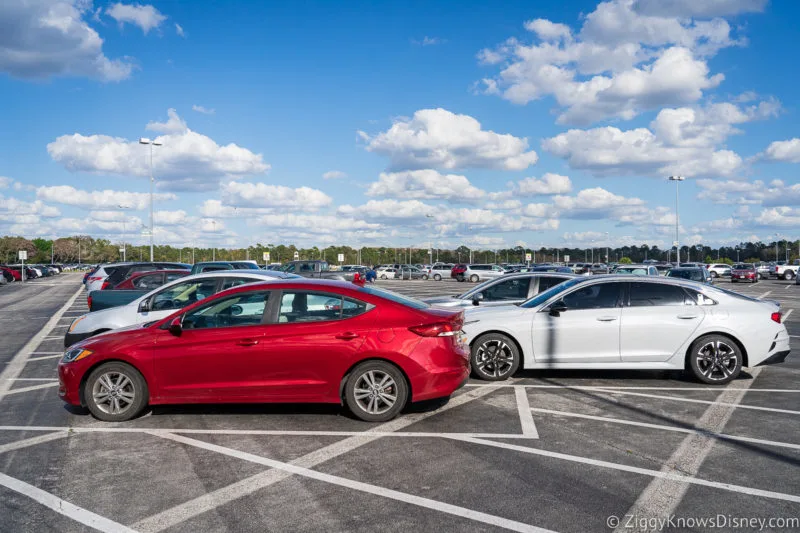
139 137 162 262
426 214 435 264
118 204 131 261
211 220 217 261
668 175 685 263
775 233 779 262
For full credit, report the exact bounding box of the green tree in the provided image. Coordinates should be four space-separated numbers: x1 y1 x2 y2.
619 256 632 264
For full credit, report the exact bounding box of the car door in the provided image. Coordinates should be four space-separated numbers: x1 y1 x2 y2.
255 290 375 400
620 282 705 362
478 277 532 306
531 281 623 364
139 278 220 323
154 290 273 401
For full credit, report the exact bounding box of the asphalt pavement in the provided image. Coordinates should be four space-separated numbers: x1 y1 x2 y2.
0 274 798 533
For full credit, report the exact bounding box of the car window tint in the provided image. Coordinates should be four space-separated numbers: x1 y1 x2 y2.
151 279 218 311
483 278 531 301
538 276 569 292
133 274 162 289
221 277 253 290
561 282 621 310
183 291 270 330
165 272 186 282
278 291 368 323
629 282 690 307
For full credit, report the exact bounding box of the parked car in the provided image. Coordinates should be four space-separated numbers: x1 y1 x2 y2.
666 266 713 284
0 266 20 282
428 263 455 281
588 264 611 275
68 270 300 346
190 261 261 274
279 260 349 280
612 264 660 276
376 267 397 280
59 279 469 423
113 270 190 290
527 266 574 274
754 262 771 280
396 266 428 280
770 260 799 280
706 264 732 279
425 273 576 308
731 263 758 283
452 264 505 283
462 276 790 384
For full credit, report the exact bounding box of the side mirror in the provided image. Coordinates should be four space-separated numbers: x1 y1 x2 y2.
549 301 568 317
138 299 150 313
471 292 484 306
168 317 182 337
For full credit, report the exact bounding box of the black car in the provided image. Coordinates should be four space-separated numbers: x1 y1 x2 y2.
102 262 191 289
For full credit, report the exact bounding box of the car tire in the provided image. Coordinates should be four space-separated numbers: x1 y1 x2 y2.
344 361 408 422
785 271 795 280
422 275 429 280
469 274 479 283
433 274 442 281
380 274 387 280
471 333 520 381
688 334 742 385
84 362 148 422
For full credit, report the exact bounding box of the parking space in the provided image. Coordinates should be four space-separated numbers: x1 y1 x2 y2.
0 275 798 532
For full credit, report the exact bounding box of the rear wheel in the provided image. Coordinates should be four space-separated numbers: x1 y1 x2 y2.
422 275 429 280
433 274 442 281
711 271 719 278
688 334 742 385
380 274 387 280
785 270 795 280
471 333 520 381
469 274 479 283
344 361 408 422
84 362 148 422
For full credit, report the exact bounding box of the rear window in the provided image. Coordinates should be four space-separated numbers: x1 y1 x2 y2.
357 285 430 309
667 269 704 282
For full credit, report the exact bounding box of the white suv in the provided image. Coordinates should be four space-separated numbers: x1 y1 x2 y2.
706 264 732 279
461 264 505 283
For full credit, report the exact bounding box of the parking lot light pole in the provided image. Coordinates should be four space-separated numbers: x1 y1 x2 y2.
139 138 162 262
605 232 609 273
212 220 217 261
117 204 131 261
668 176 685 263
775 233 779 261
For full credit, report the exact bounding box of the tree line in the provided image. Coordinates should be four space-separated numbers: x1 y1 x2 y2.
1 235 797 266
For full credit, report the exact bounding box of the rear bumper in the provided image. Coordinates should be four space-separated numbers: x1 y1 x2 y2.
757 350 790 366
755 331 791 367
412 365 470 402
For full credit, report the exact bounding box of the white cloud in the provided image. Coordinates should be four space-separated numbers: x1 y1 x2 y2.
0 0 133 81
106 3 166 34
762 138 800 163
754 207 800 228
254 214 382 236
359 108 538 171
0 177 10 189
542 101 776 177
366 170 486 201
477 0 758 124
696 179 800 206
0 194 60 217
516 173 573 195
47 109 269 191
412 36 445 46
154 210 190 225
145 108 188 133
175 23 184 37
322 170 346 180
219 181 332 210
338 199 433 221
36 185 176 210
192 104 215 115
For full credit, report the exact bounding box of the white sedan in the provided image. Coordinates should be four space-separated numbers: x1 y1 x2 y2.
463 275 790 384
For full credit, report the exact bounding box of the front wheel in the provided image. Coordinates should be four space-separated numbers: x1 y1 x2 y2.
784 271 795 280
433 274 442 281
344 361 409 422
380 274 387 280
422 275 429 280
471 333 520 381
469 274 479 283
688 334 742 385
711 271 719 278
84 362 148 422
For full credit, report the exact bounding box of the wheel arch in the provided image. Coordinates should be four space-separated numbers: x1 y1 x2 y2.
470 330 526 369
684 331 749 370
339 357 412 407
78 358 149 408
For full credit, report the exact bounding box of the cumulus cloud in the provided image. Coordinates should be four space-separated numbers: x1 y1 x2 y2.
761 138 800 163
338 199 434 221
255 213 382 234
754 207 800 228
359 108 538 171
36 185 176 210
0 177 10 189
47 109 269 191
219 181 332 210
476 0 760 124
0 194 60 217
322 170 346 180
542 101 776 177
0 0 133 81
366 170 486 201
106 3 166 34
696 179 800 206
192 104 215 115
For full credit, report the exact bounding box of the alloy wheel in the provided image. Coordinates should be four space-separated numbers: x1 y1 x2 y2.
352 370 398 415
695 340 738 382
475 339 515 378
91 371 136 415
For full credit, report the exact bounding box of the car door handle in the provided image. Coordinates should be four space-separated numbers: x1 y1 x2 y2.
596 316 618 322
335 332 359 340
677 315 699 319
236 339 259 346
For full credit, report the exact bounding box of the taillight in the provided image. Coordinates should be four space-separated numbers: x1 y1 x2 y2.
409 313 464 337
101 281 111 290
771 312 781 324
87 295 92 309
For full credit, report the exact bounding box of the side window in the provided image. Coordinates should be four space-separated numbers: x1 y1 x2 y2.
492 265 502 271
133 273 163 290
483 278 531 301
221 277 253 290
284 264 297 273
165 272 186 283
629 282 691 307
151 279 218 311
182 291 270 330
560 282 621 310
538 276 569 293
278 291 368 323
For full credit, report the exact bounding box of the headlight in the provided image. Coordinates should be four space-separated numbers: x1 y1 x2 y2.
68 316 85 333
62 348 93 363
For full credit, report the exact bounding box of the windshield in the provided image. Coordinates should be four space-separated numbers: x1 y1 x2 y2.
358 285 430 309
520 277 584 308
456 278 498 299
668 269 704 281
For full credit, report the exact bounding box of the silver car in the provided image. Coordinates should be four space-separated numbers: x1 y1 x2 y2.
425 272 576 308
460 264 506 283
612 264 660 276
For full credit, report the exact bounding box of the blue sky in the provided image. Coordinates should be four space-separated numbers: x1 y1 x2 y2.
1 0 798 251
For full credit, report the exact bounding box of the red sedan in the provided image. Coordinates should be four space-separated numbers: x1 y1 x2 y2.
112 269 189 290
731 263 758 283
58 280 469 422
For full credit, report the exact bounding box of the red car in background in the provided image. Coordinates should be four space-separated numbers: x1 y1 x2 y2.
112 270 190 290
0 266 22 282
58 279 469 423
731 263 758 283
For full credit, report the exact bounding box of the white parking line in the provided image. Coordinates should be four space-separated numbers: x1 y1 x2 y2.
590 387 800 415
784 309 794 320
26 355 62 362
452 436 800 504
152 432 555 533
4 383 58 395
0 284 81 402
0 432 69 454
4 378 57 381
515 386 538 437
786 285 793 290
467 384 800 392
758 290 773 299
530 407 800 450
0 472 137 533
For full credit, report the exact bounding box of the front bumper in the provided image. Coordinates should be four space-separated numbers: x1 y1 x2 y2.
64 331 94 348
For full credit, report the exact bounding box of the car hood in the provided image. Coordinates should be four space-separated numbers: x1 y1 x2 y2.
464 304 527 322
73 323 157 351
